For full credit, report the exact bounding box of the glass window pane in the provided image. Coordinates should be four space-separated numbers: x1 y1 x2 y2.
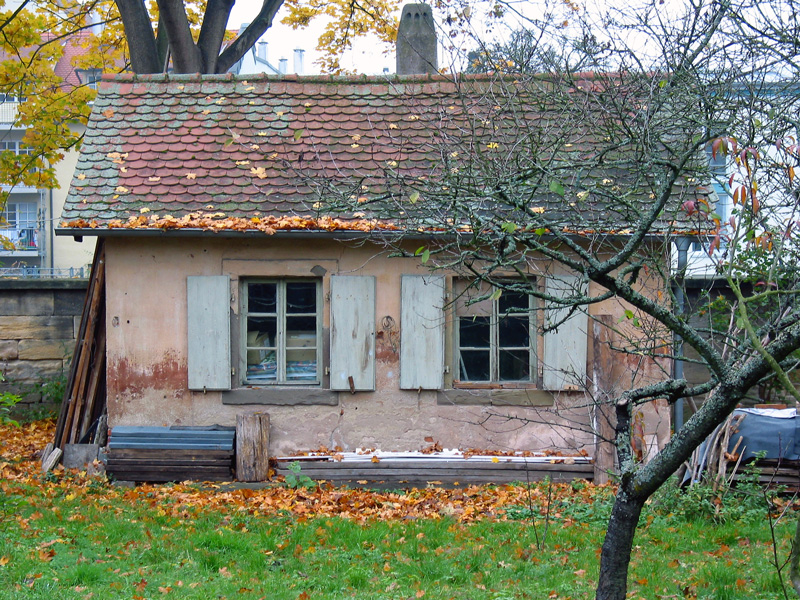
246 317 276 349
286 349 317 381
459 316 490 348
499 290 529 313
248 283 276 313
498 316 530 347
454 279 493 316
499 350 530 381
286 316 317 341
246 351 276 381
286 282 317 313
459 350 490 381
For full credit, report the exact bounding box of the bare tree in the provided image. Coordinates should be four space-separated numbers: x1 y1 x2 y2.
291 0 800 597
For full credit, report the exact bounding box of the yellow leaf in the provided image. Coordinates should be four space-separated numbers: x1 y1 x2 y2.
250 167 267 179
76 173 86 180
388 123 398 130
148 176 161 182
0 556 9 566
491 457 499 463
139 208 150 214
185 173 196 180
102 109 114 118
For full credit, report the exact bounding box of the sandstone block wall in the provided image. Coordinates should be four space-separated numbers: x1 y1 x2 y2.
0 279 88 412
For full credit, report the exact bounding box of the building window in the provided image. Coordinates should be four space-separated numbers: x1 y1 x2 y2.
1 202 38 249
0 140 32 155
242 280 321 385
455 280 537 383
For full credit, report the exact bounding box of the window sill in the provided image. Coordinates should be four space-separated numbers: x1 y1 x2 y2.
437 388 554 407
222 387 338 406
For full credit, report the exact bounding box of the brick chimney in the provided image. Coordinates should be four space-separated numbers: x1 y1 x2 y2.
396 4 438 75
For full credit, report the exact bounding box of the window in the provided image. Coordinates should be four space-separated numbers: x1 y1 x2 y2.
455 280 536 383
0 140 32 155
242 280 321 385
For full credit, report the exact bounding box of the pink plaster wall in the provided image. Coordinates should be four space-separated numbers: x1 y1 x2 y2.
104 235 669 457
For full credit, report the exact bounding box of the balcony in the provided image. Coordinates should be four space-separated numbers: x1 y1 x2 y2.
0 228 40 256
0 101 21 125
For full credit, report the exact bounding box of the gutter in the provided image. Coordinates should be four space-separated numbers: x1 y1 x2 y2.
55 226 694 244
672 237 691 432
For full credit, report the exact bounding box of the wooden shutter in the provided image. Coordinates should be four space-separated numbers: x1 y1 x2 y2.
400 274 445 389
543 274 588 390
330 275 375 391
187 275 231 391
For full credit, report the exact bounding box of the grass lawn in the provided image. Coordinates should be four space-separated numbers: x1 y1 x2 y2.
0 420 795 600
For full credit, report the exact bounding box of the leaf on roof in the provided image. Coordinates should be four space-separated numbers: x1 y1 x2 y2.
250 167 267 179
235 160 251 166
76 174 86 180
148 176 161 182
115 186 128 193
185 172 197 180
102 109 114 118
294 129 304 141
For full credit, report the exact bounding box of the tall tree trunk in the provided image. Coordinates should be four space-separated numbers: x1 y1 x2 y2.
596 488 645 600
116 0 162 73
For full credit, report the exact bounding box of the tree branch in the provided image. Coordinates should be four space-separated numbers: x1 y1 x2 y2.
216 0 284 74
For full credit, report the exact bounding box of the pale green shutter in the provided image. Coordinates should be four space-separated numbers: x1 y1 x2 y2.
543 274 588 390
187 275 231 391
400 274 445 389
330 275 375 391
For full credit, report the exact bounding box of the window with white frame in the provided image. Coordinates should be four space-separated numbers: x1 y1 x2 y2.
454 280 537 383
242 280 321 385
0 140 32 155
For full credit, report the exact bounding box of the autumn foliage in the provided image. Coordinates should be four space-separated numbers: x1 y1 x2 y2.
0 419 606 522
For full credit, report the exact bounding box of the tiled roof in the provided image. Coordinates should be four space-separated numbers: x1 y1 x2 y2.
61 72 705 235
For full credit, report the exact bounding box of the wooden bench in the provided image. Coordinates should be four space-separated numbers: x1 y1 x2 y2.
105 426 235 483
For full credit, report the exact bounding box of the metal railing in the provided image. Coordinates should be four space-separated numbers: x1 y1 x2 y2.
0 266 87 278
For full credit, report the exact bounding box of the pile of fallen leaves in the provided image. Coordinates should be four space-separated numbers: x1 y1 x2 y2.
0 420 612 523
62 213 401 234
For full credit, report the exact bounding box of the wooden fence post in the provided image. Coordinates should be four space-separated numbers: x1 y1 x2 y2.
236 413 270 482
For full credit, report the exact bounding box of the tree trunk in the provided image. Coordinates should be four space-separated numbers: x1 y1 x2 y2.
116 0 162 74
596 489 645 600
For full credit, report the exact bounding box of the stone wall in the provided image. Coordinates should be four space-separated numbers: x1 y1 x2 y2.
0 279 88 413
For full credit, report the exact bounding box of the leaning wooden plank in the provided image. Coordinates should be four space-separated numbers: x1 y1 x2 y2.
66 247 106 444
54 239 104 448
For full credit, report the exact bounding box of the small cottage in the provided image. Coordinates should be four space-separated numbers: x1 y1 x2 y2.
56 67 680 480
